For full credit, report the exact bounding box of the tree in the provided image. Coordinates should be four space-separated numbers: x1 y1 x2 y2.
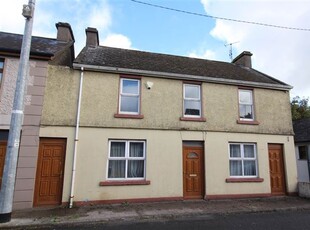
291 96 310 120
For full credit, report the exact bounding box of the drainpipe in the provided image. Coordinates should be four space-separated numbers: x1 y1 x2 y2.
69 67 84 208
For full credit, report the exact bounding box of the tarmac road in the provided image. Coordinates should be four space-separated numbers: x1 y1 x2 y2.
29 209 310 230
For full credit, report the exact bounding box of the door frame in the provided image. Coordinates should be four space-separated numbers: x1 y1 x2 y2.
34 138 67 207
268 143 287 195
182 142 205 199
0 140 7 190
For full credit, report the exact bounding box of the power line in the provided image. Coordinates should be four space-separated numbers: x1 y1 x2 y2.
130 0 310 32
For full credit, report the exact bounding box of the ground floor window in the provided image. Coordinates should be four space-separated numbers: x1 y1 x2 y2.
229 143 257 177
107 140 145 180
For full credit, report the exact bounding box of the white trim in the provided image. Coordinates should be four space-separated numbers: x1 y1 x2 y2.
107 140 146 180
183 84 201 118
119 78 140 115
228 143 258 178
238 89 254 121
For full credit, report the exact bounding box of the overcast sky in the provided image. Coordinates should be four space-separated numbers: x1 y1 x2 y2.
0 0 309 98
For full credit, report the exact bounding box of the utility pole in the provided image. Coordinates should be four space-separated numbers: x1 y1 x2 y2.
0 0 35 223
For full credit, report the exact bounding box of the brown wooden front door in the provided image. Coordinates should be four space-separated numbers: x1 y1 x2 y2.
34 138 66 206
0 141 7 189
268 144 286 195
183 145 204 199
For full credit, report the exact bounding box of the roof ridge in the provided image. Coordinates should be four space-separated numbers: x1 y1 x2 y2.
97 45 223 63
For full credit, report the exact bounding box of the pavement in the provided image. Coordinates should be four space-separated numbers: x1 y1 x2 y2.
0 196 310 229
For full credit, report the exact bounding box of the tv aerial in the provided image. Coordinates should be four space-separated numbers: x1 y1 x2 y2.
225 41 239 61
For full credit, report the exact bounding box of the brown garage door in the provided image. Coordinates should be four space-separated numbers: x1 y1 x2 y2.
34 138 66 206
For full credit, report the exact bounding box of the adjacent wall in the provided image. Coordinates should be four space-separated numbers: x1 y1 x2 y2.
0 57 49 210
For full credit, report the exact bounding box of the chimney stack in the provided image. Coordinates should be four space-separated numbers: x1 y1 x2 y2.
56 22 74 42
86 27 99 47
232 51 252 68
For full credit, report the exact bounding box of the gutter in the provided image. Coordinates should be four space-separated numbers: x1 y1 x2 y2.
73 63 292 91
69 67 84 208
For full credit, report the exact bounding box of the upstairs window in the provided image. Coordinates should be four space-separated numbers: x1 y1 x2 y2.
0 58 4 88
119 78 140 115
107 140 146 180
183 84 201 117
239 89 254 120
229 143 257 177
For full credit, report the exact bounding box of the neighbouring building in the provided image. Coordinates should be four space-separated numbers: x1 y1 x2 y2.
37 27 297 207
293 118 310 182
0 22 74 210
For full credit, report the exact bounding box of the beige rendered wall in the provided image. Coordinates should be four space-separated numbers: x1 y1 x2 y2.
205 132 297 197
40 126 297 203
41 67 293 135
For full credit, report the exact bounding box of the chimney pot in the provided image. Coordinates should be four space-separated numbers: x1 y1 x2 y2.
56 22 74 42
232 51 252 68
86 27 99 47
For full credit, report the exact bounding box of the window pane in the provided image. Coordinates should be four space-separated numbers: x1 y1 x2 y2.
230 160 242 176
244 145 255 158
244 160 256 176
128 160 144 178
0 73 2 84
239 90 252 104
108 160 125 178
239 105 253 119
230 144 241 158
110 142 125 157
120 95 139 113
122 79 138 94
185 85 199 99
0 61 3 69
184 100 201 116
130 142 144 157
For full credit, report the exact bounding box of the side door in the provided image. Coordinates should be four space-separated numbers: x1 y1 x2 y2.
268 144 286 195
34 138 66 206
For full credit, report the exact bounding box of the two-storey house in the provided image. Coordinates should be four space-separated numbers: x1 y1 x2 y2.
0 22 74 210
39 27 297 207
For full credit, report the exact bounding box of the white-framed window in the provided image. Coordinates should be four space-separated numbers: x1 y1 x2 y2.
183 84 201 117
119 78 140 114
229 143 258 177
239 89 254 120
107 140 146 180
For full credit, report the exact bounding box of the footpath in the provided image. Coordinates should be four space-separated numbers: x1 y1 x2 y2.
0 196 310 229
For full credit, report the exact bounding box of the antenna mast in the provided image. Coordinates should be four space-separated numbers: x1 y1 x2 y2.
225 41 239 61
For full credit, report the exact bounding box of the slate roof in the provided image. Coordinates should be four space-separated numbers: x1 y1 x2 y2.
0 31 72 58
74 46 291 88
293 118 310 143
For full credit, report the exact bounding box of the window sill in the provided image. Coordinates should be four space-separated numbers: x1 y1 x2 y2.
236 120 260 125
180 117 206 122
114 114 144 119
226 178 264 183
99 180 151 186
